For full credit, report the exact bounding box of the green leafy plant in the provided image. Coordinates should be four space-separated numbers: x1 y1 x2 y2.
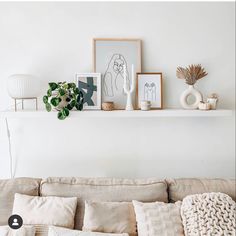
43 82 84 120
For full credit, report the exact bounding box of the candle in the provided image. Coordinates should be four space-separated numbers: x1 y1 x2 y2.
131 64 135 87
123 63 127 90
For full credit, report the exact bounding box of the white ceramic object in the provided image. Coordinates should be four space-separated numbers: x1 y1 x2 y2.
198 102 211 110
7 74 40 99
140 100 151 111
123 64 135 111
180 85 203 109
207 98 218 110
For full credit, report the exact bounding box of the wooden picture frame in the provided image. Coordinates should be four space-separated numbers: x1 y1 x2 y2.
75 73 101 110
93 38 142 110
136 73 163 109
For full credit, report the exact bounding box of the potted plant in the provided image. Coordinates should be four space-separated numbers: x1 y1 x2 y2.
43 82 84 120
176 64 208 109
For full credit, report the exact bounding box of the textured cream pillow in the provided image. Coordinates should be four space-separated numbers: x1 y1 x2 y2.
0 225 35 236
132 200 184 236
48 226 129 236
12 193 77 236
83 201 136 236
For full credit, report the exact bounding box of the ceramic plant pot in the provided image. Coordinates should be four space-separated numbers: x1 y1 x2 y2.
180 85 203 109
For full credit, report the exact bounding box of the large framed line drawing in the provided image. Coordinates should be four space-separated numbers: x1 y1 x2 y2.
93 38 142 110
75 73 101 110
136 73 163 109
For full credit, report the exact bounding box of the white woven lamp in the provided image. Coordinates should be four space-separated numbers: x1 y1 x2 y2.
7 74 41 111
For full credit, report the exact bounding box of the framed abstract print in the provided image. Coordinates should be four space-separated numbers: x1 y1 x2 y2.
136 73 163 109
93 38 142 110
75 73 101 110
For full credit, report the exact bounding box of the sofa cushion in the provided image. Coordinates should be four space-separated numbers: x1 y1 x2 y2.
132 200 184 236
40 177 168 229
0 178 41 226
167 178 236 202
83 201 136 236
48 226 129 236
0 225 35 236
12 193 77 231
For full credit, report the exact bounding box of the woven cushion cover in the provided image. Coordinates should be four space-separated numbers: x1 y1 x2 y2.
0 178 41 225
133 200 184 236
40 177 168 229
167 178 236 202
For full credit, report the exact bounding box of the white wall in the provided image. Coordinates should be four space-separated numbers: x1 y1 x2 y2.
0 2 235 179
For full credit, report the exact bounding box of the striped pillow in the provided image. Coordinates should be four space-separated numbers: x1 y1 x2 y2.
48 226 129 236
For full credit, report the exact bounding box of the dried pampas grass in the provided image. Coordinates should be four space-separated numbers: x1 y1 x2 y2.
177 64 208 85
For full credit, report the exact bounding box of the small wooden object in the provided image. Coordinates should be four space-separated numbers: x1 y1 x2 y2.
102 102 114 111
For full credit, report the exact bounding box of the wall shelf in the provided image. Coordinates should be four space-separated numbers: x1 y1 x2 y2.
0 109 233 119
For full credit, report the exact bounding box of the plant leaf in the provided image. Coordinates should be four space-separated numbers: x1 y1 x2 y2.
70 99 76 108
57 111 66 120
62 107 70 117
47 89 52 97
75 103 83 111
51 97 60 107
68 83 76 89
59 88 66 96
66 103 73 110
43 96 48 104
45 103 52 112
49 82 58 91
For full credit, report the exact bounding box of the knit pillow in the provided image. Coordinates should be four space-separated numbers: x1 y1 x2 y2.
181 192 236 236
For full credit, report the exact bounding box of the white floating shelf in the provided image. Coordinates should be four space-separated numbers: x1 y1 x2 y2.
0 109 233 119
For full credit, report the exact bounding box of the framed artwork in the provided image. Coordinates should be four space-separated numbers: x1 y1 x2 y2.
75 73 101 110
93 38 142 110
136 73 163 109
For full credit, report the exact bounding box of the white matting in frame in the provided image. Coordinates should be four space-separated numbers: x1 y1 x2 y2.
137 73 163 109
75 73 101 110
93 38 142 110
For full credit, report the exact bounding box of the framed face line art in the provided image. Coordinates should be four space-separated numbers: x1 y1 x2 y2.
136 73 163 109
93 38 142 110
75 73 101 110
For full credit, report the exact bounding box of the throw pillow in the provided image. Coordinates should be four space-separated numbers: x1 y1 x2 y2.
83 201 136 236
132 200 184 236
181 192 236 235
48 226 129 236
12 193 77 236
0 225 35 236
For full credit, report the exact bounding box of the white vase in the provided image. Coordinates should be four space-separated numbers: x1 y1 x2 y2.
7 74 40 99
180 85 202 109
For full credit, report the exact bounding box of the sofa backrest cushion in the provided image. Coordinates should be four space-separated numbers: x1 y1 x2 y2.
167 178 236 202
0 177 41 225
40 177 168 230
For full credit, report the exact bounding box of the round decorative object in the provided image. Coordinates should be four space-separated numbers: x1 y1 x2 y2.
207 98 218 110
7 74 40 98
102 102 114 111
180 85 203 109
140 100 151 111
198 101 211 110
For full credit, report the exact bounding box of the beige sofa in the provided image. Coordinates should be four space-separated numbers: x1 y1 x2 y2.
0 177 235 231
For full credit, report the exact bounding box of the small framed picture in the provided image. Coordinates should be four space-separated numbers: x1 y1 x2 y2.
93 38 142 109
136 73 163 109
75 73 101 110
